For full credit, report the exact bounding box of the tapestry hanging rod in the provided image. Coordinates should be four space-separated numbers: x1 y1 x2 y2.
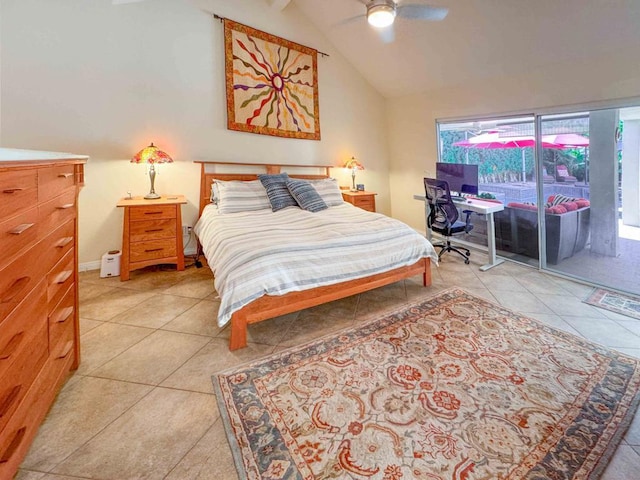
212 13 330 58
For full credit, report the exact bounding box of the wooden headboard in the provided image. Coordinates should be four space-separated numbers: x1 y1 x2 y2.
194 161 334 215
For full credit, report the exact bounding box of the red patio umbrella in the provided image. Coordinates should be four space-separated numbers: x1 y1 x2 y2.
542 133 589 147
452 133 562 181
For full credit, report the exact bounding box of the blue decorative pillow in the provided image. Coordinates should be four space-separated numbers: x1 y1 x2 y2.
258 173 298 212
286 179 328 212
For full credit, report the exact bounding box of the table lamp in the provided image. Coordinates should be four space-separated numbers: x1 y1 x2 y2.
344 156 364 192
131 142 173 199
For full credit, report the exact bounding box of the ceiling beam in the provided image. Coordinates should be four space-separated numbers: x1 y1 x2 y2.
266 0 291 11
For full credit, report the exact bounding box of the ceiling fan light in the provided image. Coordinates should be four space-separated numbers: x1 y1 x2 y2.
367 5 396 28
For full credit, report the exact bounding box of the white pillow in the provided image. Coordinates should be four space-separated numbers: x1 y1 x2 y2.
215 180 271 214
309 178 344 206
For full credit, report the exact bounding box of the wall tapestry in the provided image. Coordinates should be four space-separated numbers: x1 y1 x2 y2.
224 19 320 140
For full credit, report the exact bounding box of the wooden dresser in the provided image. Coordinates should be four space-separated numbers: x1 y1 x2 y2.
0 149 87 478
117 195 186 281
341 190 377 212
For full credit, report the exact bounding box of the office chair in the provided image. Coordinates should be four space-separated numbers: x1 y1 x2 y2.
424 178 474 264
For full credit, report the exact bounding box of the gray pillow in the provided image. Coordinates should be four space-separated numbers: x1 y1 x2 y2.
286 179 328 212
258 173 298 212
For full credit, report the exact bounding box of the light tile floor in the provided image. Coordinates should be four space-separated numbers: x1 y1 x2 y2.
16 252 640 479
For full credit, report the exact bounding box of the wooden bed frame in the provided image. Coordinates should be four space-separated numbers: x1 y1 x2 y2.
195 161 432 350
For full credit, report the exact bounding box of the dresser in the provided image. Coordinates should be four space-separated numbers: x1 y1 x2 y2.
341 190 377 212
0 148 87 478
117 195 186 281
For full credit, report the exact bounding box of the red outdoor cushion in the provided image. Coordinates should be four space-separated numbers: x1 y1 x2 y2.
562 201 578 212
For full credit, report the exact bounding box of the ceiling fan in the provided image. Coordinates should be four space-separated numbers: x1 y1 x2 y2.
362 0 448 28
339 1 448 43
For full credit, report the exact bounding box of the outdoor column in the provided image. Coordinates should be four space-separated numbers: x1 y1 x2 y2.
588 110 619 257
621 119 640 227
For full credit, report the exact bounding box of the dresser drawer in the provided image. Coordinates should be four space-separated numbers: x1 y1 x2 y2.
0 342 73 478
0 247 44 321
129 218 176 242
49 285 75 352
130 204 176 222
47 250 75 312
0 321 48 434
130 238 177 263
38 188 76 235
38 164 76 203
0 169 38 221
0 282 47 382
0 207 39 271
41 219 75 273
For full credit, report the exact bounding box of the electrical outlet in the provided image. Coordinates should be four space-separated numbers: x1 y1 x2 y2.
182 225 193 236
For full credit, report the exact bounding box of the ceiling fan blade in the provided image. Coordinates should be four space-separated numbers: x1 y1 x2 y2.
397 4 449 21
377 25 395 44
335 14 367 27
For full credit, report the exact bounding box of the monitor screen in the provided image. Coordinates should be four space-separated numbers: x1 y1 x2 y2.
436 162 479 195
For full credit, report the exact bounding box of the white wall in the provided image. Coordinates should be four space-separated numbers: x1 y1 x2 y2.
0 0 390 264
388 44 640 233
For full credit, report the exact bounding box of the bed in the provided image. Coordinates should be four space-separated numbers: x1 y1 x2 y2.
194 161 438 350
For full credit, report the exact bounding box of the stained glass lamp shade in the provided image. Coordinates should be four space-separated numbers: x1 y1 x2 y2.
344 157 364 191
131 143 173 199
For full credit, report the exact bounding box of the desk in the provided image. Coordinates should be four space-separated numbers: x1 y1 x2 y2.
414 195 505 271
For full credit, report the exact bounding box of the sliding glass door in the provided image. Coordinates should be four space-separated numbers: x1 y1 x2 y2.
437 101 640 296
540 108 640 296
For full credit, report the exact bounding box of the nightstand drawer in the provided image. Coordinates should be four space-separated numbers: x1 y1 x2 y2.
130 239 177 263
130 219 177 242
353 197 375 209
130 205 176 222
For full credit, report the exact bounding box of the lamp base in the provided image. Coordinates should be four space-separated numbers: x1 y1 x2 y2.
144 192 162 200
349 188 358 192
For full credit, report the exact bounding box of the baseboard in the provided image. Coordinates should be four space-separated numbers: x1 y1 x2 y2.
80 246 198 273
79 260 101 272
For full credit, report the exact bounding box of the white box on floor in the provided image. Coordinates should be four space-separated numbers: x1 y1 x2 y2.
100 250 121 278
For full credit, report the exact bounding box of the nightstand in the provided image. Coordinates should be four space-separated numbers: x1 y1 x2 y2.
117 195 187 281
341 190 377 212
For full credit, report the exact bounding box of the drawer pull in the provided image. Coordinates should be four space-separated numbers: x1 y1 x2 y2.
52 306 74 324
0 427 26 464
58 341 74 359
0 332 24 360
145 228 163 233
1 277 30 303
8 223 35 235
2 187 25 194
144 248 164 253
56 203 75 210
54 270 73 284
58 173 74 178
0 385 22 418
55 236 74 248
144 211 163 215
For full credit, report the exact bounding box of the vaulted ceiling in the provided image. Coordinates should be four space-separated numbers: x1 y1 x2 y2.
287 0 640 99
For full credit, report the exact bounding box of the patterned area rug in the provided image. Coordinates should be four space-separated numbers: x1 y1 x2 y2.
584 287 640 320
213 288 640 480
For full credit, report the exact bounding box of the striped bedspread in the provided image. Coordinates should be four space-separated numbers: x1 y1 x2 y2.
194 203 438 328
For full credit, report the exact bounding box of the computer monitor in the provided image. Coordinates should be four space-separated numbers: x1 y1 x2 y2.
435 162 479 196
